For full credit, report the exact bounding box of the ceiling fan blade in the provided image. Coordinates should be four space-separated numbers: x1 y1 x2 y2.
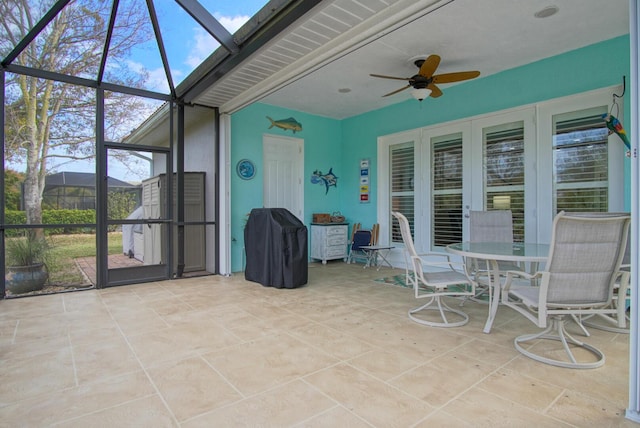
419 54 441 78
427 83 443 98
382 85 411 97
370 73 411 81
432 70 480 84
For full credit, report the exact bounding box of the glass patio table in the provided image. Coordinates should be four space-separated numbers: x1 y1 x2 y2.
446 242 549 333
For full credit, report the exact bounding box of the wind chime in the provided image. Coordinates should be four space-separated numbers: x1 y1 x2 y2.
602 76 631 156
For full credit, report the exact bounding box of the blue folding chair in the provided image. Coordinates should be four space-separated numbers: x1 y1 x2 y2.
347 229 372 265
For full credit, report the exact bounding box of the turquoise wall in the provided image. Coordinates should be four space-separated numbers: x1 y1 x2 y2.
231 35 631 272
230 104 341 270
339 35 631 229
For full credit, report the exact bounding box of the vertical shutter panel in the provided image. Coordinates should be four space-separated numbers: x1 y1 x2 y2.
483 123 525 241
390 143 414 243
432 136 463 247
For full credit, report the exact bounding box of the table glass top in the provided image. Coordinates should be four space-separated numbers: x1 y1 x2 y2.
446 242 550 261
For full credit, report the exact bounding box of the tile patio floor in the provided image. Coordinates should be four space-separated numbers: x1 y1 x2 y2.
0 262 635 427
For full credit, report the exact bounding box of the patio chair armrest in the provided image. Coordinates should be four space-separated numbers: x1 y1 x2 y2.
416 253 467 273
615 270 631 327
506 269 538 278
416 252 451 260
615 269 631 295
502 269 541 292
615 269 630 284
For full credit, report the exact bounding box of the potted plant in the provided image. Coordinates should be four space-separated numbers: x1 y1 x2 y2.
5 236 50 294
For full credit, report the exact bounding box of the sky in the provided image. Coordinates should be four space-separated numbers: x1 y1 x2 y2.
129 0 270 93
23 0 271 182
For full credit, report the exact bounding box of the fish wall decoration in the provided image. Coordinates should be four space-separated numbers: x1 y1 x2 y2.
311 168 338 194
267 116 303 133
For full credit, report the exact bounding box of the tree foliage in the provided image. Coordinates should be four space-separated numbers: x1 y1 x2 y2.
3 168 23 210
107 190 138 223
1 0 153 226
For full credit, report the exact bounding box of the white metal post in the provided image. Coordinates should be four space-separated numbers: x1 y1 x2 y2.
628 0 640 423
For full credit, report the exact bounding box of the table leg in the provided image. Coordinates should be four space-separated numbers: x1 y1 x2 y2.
363 249 374 269
376 249 393 270
483 259 501 334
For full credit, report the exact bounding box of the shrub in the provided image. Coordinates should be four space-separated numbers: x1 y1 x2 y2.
5 236 50 266
4 209 97 235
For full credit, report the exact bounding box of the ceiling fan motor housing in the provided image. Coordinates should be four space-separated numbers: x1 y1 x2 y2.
411 75 430 89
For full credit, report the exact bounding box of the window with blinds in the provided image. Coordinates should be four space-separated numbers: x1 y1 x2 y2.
483 122 525 241
553 108 608 213
432 134 463 247
390 143 414 243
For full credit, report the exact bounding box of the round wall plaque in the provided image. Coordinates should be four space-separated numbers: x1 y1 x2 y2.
236 159 256 180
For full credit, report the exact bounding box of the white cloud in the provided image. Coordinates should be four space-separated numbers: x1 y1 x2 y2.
185 27 220 68
126 59 144 74
184 14 250 68
217 14 249 33
126 60 184 93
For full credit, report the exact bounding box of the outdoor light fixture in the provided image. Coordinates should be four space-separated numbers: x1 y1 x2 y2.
412 88 432 101
534 5 559 18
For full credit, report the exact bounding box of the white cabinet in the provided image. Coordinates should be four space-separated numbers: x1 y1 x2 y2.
311 224 348 264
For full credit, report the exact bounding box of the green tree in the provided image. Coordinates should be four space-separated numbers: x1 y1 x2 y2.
1 0 152 231
3 168 23 210
107 190 137 230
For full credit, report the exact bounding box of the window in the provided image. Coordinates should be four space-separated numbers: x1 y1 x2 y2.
483 122 525 241
432 134 463 247
552 107 609 213
379 88 623 253
390 143 414 243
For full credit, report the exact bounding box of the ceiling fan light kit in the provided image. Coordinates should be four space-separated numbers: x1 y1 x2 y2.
370 54 480 102
412 88 431 101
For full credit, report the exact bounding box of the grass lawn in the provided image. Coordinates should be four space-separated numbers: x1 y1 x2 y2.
48 232 122 258
46 233 123 286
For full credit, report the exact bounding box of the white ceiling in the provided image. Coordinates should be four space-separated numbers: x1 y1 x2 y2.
194 0 630 120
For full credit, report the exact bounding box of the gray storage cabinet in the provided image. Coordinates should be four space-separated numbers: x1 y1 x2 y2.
141 172 206 273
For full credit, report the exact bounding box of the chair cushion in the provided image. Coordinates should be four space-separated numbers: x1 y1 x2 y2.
424 270 471 288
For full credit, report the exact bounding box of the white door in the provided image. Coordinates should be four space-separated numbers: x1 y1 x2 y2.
263 134 304 220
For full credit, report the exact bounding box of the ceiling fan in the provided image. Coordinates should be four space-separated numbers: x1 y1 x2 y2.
370 54 480 101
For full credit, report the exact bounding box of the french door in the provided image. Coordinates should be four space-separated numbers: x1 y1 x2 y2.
418 110 534 249
382 87 624 258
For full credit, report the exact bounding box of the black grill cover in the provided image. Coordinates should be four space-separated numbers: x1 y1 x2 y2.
244 208 308 288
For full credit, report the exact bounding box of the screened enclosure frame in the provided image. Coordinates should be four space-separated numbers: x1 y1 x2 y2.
0 0 320 295
0 0 255 294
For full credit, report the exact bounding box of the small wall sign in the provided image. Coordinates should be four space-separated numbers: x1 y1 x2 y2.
360 159 369 203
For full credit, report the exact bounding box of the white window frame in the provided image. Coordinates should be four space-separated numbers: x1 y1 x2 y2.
536 87 625 241
378 86 625 252
421 122 471 249
377 129 421 255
